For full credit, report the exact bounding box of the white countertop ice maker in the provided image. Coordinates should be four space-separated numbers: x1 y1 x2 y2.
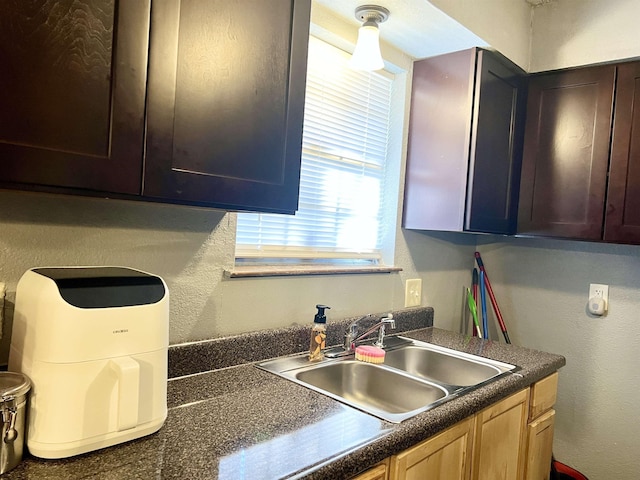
8 266 169 459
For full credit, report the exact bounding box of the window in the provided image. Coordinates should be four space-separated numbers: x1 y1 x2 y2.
236 36 399 267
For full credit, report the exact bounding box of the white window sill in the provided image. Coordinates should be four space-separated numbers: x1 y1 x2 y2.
225 265 402 278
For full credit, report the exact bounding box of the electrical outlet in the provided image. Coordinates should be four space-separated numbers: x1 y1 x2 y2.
588 283 609 315
405 279 422 307
589 283 609 302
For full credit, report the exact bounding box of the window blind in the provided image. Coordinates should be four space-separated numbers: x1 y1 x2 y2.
236 36 393 264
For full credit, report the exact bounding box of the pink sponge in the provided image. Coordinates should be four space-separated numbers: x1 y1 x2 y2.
355 345 386 364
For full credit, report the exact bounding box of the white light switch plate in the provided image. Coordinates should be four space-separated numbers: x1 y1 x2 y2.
405 279 422 307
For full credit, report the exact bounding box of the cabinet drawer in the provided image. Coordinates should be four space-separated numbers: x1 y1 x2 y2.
529 373 558 420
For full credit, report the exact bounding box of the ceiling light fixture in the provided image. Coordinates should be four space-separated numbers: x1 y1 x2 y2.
350 5 390 71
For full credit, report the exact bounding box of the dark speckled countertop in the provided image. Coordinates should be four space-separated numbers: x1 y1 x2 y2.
2 308 565 479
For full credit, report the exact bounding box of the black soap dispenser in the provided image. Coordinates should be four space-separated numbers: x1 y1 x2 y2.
309 304 330 361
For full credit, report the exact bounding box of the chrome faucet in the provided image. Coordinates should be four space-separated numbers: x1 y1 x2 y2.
343 313 395 352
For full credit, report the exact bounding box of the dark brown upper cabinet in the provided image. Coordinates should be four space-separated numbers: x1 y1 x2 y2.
0 0 310 214
403 48 526 235
0 0 150 195
143 0 310 214
518 65 615 240
605 62 640 243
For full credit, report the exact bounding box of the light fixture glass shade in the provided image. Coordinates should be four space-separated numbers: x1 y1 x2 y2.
350 25 384 71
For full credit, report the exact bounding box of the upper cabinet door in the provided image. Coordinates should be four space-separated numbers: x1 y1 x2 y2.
0 0 149 195
466 49 526 234
144 0 311 214
605 61 640 243
518 66 615 240
403 48 525 235
403 48 476 232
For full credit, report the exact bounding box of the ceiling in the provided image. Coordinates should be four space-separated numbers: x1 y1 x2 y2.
314 0 490 59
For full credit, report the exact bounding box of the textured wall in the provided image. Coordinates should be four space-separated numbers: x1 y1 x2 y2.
0 191 229 347
460 4 640 473
429 0 532 70
4 186 637 480
477 236 640 479
529 0 640 72
0 189 474 358
433 0 640 73
5 3 638 476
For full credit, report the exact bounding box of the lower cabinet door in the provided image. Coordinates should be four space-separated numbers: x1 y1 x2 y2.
524 409 556 480
389 417 474 480
472 389 529 480
353 461 388 480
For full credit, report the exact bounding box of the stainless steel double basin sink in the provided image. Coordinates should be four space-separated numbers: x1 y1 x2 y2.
257 337 517 423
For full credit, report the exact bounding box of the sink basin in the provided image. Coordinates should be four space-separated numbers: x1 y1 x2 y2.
384 346 503 387
294 361 448 422
257 336 517 423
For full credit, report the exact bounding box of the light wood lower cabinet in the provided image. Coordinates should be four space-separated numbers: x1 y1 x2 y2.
524 372 559 480
472 389 529 480
353 460 388 480
524 409 556 480
389 417 474 480
386 390 528 480
354 374 559 480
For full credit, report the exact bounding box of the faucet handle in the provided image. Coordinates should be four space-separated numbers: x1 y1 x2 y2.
374 313 395 348
382 313 395 329
347 314 371 336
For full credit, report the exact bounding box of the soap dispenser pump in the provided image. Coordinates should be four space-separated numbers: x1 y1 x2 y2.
309 304 330 361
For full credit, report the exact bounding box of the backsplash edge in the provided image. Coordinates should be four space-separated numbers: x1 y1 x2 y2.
168 306 434 378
